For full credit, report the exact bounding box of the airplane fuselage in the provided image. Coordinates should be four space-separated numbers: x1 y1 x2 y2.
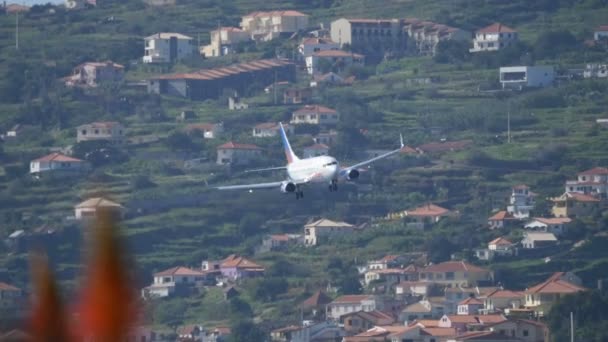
286 155 339 184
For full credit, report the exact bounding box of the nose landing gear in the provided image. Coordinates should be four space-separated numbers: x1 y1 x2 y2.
328 179 338 192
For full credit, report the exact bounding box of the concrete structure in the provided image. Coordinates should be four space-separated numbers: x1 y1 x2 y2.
291 105 339 126
487 211 517 230
185 123 224 139
525 217 572 236
400 299 445 323
142 266 207 298
302 144 329 158
524 272 585 317
277 322 344 342
419 261 493 288
143 33 195 64
30 153 89 178
74 197 123 220
148 59 295 101
507 185 536 219
564 167 608 198
299 37 340 59
483 290 524 314
521 232 557 249
219 254 264 281
216 142 262 166
63 61 124 87
304 218 355 246
283 87 312 104
330 18 409 55
313 131 338 145
499 66 554 90
252 122 293 138
488 319 549 342
471 23 518 52
583 64 608 79
403 18 470 55
594 25 608 41
456 297 484 315
77 122 125 143
240 10 309 42
201 27 251 57
364 265 418 286
550 192 601 218
310 72 346 87
439 314 507 335
305 50 364 75
341 310 395 335
325 294 384 321
477 237 516 261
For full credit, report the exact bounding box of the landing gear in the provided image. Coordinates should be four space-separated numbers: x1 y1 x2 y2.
295 186 304 199
329 179 338 192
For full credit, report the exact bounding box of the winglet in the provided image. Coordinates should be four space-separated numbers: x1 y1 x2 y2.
279 122 299 164
400 133 404 148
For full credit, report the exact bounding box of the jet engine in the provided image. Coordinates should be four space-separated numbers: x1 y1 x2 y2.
346 169 360 180
281 181 297 193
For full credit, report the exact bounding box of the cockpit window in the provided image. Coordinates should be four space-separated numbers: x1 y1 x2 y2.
323 161 338 167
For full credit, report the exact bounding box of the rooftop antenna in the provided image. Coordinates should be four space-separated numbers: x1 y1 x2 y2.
570 311 575 342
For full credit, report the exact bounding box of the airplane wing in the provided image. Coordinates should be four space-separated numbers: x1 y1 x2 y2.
244 166 287 173
216 181 284 191
342 134 405 171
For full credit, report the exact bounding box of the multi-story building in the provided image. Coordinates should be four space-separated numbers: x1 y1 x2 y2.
550 192 601 218
142 266 207 298
298 37 340 59
325 294 384 321
499 66 555 90
483 289 524 314
143 32 195 64
524 272 586 317
330 18 409 55
507 185 536 219
470 23 518 53
521 232 557 249
419 261 493 288
403 18 470 55
63 61 124 87
564 167 608 198
305 50 365 75
77 121 125 143
304 218 355 246
252 122 293 138
583 64 608 79
240 10 309 42
201 27 251 57
290 105 339 126
216 142 262 166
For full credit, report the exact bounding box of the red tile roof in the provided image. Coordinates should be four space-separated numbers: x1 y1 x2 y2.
488 210 515 221
445 314 506 324
220 254 264 270
579 167 608 175
531 217 572 225
154 59 293 81
525 273 586 295
300 290 332 308
423 261 489 273
33 153 84 163
512 184 529 190
154 266 205 277
421 327 456 337
488 237 513 246
293 104 337 114
0 282 20 291
217 142 262 150
597 26 608 32
567 193 601 202
477 23 516 34
459 297 484 305
455 331 516 340
254 122 280 130
486 289 524 298
244 10 308 17
330 294 373 304
301 37 337 45
406 203 450 217
313 50 364 58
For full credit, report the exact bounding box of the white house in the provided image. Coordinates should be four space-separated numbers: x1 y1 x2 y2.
185 123 224 139
75 197 123 220
305 50 364 75
310 72 346 87
63 61 124 87
313 131 338 145
507 184 536 219
216 142 262 165
240 10 309 42
325 294 384 321
456 297 484 315
252 122 293 138
201 27 251 57
483 289 524 314
303 144 329 158
583 64 608 79
142 266 206 298
143 33 195 64
30 153 89 178
291 105 339 126
487 211 516 230
77 122 125 143
521 232 557 249
499 66 554 90
525 217 572 236
304 218 355 246
594 25 608 41
400 299 445 323
470 23 518 52
298 37 340 59
564 167 608 198
477 237 516 261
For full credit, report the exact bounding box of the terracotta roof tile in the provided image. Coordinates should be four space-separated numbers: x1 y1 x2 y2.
33 153 84 163
0 282 20 291
217 141 262 150
477 23 516 33
301 290 332 308
423 261 489 273
406 203 450 217
331 294 372 303
488 237 513 246
459 297 484 305
293 105 337 114
488 211 515 221
525 273 586 294
578 167 608 175
155 266 205 277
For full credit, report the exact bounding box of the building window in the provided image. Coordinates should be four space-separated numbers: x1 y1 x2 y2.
81 130 87 135
523 330 529 337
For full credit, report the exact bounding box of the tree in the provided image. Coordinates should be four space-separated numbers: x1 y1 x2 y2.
252 277 288 301
228 320 266 342
425 235 456 263
229 297 252 319
434 40 470 64
547 291 608 342
237 213 265 237
154 299 187 329
72 141 129 167
165 131 194 151
534 30 578 59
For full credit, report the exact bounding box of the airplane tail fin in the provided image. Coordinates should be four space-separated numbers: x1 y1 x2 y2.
279 123 299 164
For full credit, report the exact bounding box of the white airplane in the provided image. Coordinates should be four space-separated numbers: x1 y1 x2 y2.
216 123 404 199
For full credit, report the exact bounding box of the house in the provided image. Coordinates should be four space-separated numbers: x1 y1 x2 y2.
260 234 302 252
403 18 470 56
305 50 365 75
416 140 472 154
367 254 409 270
524 217 572 236
564 167 608 198
291 105 340 126
446 331 519 342
499 66 554 90
444 286 501 314
487 211 517 230
488 319 548 342
219 254 265 281
216 142 262 166
550 192 601 218
313 130 338 145
524 272 586 316
141 266 206 298
304 218 356 246
77 122 125 143
364 265 419 286
300 290 333 317
389 203 456 229
299 37 340 59
400 299 445 323
148 59 296 101
202 326 231 342
228 94 248 110
594 25 608 41
583 64 608 79
63 61 124 87
310 72 346 87
302 144 330 158
5 124 31 138
483 290 524 314
507 185 536 219
65 0 96 10
285 321 345 342
521 232 557 249
476 237 516 261
240 10 309 42
283 87 312 104
325 294 384 321
438 314 507 334
201 27 251 57
185 123 224 139
470 23 518 52
0 282 23 310
419 261 493 288
341 310 395 335
330 18 409 55
271 325 302 342
4 3 30 13
252 122 294 138
74 197 123 220
30 153 89 178
456 297 484 315
143 33 195 64
395 281 437 297
177 324 203 341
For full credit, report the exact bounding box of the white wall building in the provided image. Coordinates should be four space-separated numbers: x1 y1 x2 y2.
64 62 124 88
521 232 557 249
564 167 608 198
507 184 535 219
252 122 293 138
30 153 89 177
471 23 518 52
305 50 364 75
499 66 554 90
583 64 608 79
291 105 340 126
240 10 309 42
143 33 195 64
216 142 262 165
304 218 355 246
75 197 123 220
77 121 125 143
525 217 571 236
298 37 340 59
201 27 251 57
594 25 608 41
